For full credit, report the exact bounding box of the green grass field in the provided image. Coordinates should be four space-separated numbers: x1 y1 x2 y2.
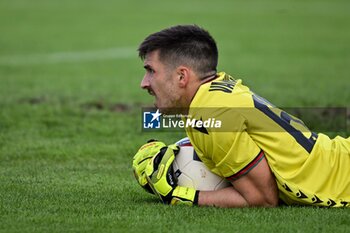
1 0 349 232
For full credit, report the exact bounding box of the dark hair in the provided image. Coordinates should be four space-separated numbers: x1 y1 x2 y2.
138 25 218 79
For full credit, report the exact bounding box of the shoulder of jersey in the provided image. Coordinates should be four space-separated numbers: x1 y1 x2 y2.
194 72 252 108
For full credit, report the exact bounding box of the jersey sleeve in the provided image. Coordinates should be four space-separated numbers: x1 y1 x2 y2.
188 108 262 180
211 130 262 181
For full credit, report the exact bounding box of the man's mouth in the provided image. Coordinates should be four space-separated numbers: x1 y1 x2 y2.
148 89 155 96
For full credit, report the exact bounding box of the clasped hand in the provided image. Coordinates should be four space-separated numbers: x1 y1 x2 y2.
132 140 199 206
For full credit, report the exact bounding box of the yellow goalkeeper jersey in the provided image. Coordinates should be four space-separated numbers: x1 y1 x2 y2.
185 72 350 207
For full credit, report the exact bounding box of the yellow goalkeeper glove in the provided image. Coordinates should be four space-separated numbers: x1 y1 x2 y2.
145 144 199 206
132 140 166 194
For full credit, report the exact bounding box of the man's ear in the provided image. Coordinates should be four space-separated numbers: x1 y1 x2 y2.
176 66 190 88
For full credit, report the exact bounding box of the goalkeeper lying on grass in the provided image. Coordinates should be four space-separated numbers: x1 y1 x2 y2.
133 25 350 208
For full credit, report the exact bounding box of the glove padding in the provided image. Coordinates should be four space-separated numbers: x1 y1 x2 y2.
170 186 199 206
145 144 199 206
132 140 166 194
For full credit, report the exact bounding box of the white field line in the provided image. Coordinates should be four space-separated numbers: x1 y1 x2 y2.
0 47 136 66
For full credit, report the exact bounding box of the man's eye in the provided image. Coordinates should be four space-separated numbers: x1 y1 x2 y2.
144 66 155 75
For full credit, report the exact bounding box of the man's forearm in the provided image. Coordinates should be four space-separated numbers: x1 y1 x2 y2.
198 187 249 208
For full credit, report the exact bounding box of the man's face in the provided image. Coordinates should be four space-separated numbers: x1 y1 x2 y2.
140 50 182 113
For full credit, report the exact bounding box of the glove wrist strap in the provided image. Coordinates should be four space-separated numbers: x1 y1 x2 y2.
193 190 200 205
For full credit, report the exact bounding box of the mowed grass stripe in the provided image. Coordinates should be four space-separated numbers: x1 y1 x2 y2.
0 47 136 66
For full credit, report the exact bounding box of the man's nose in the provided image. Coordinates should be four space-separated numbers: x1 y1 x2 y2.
140 75 149 89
